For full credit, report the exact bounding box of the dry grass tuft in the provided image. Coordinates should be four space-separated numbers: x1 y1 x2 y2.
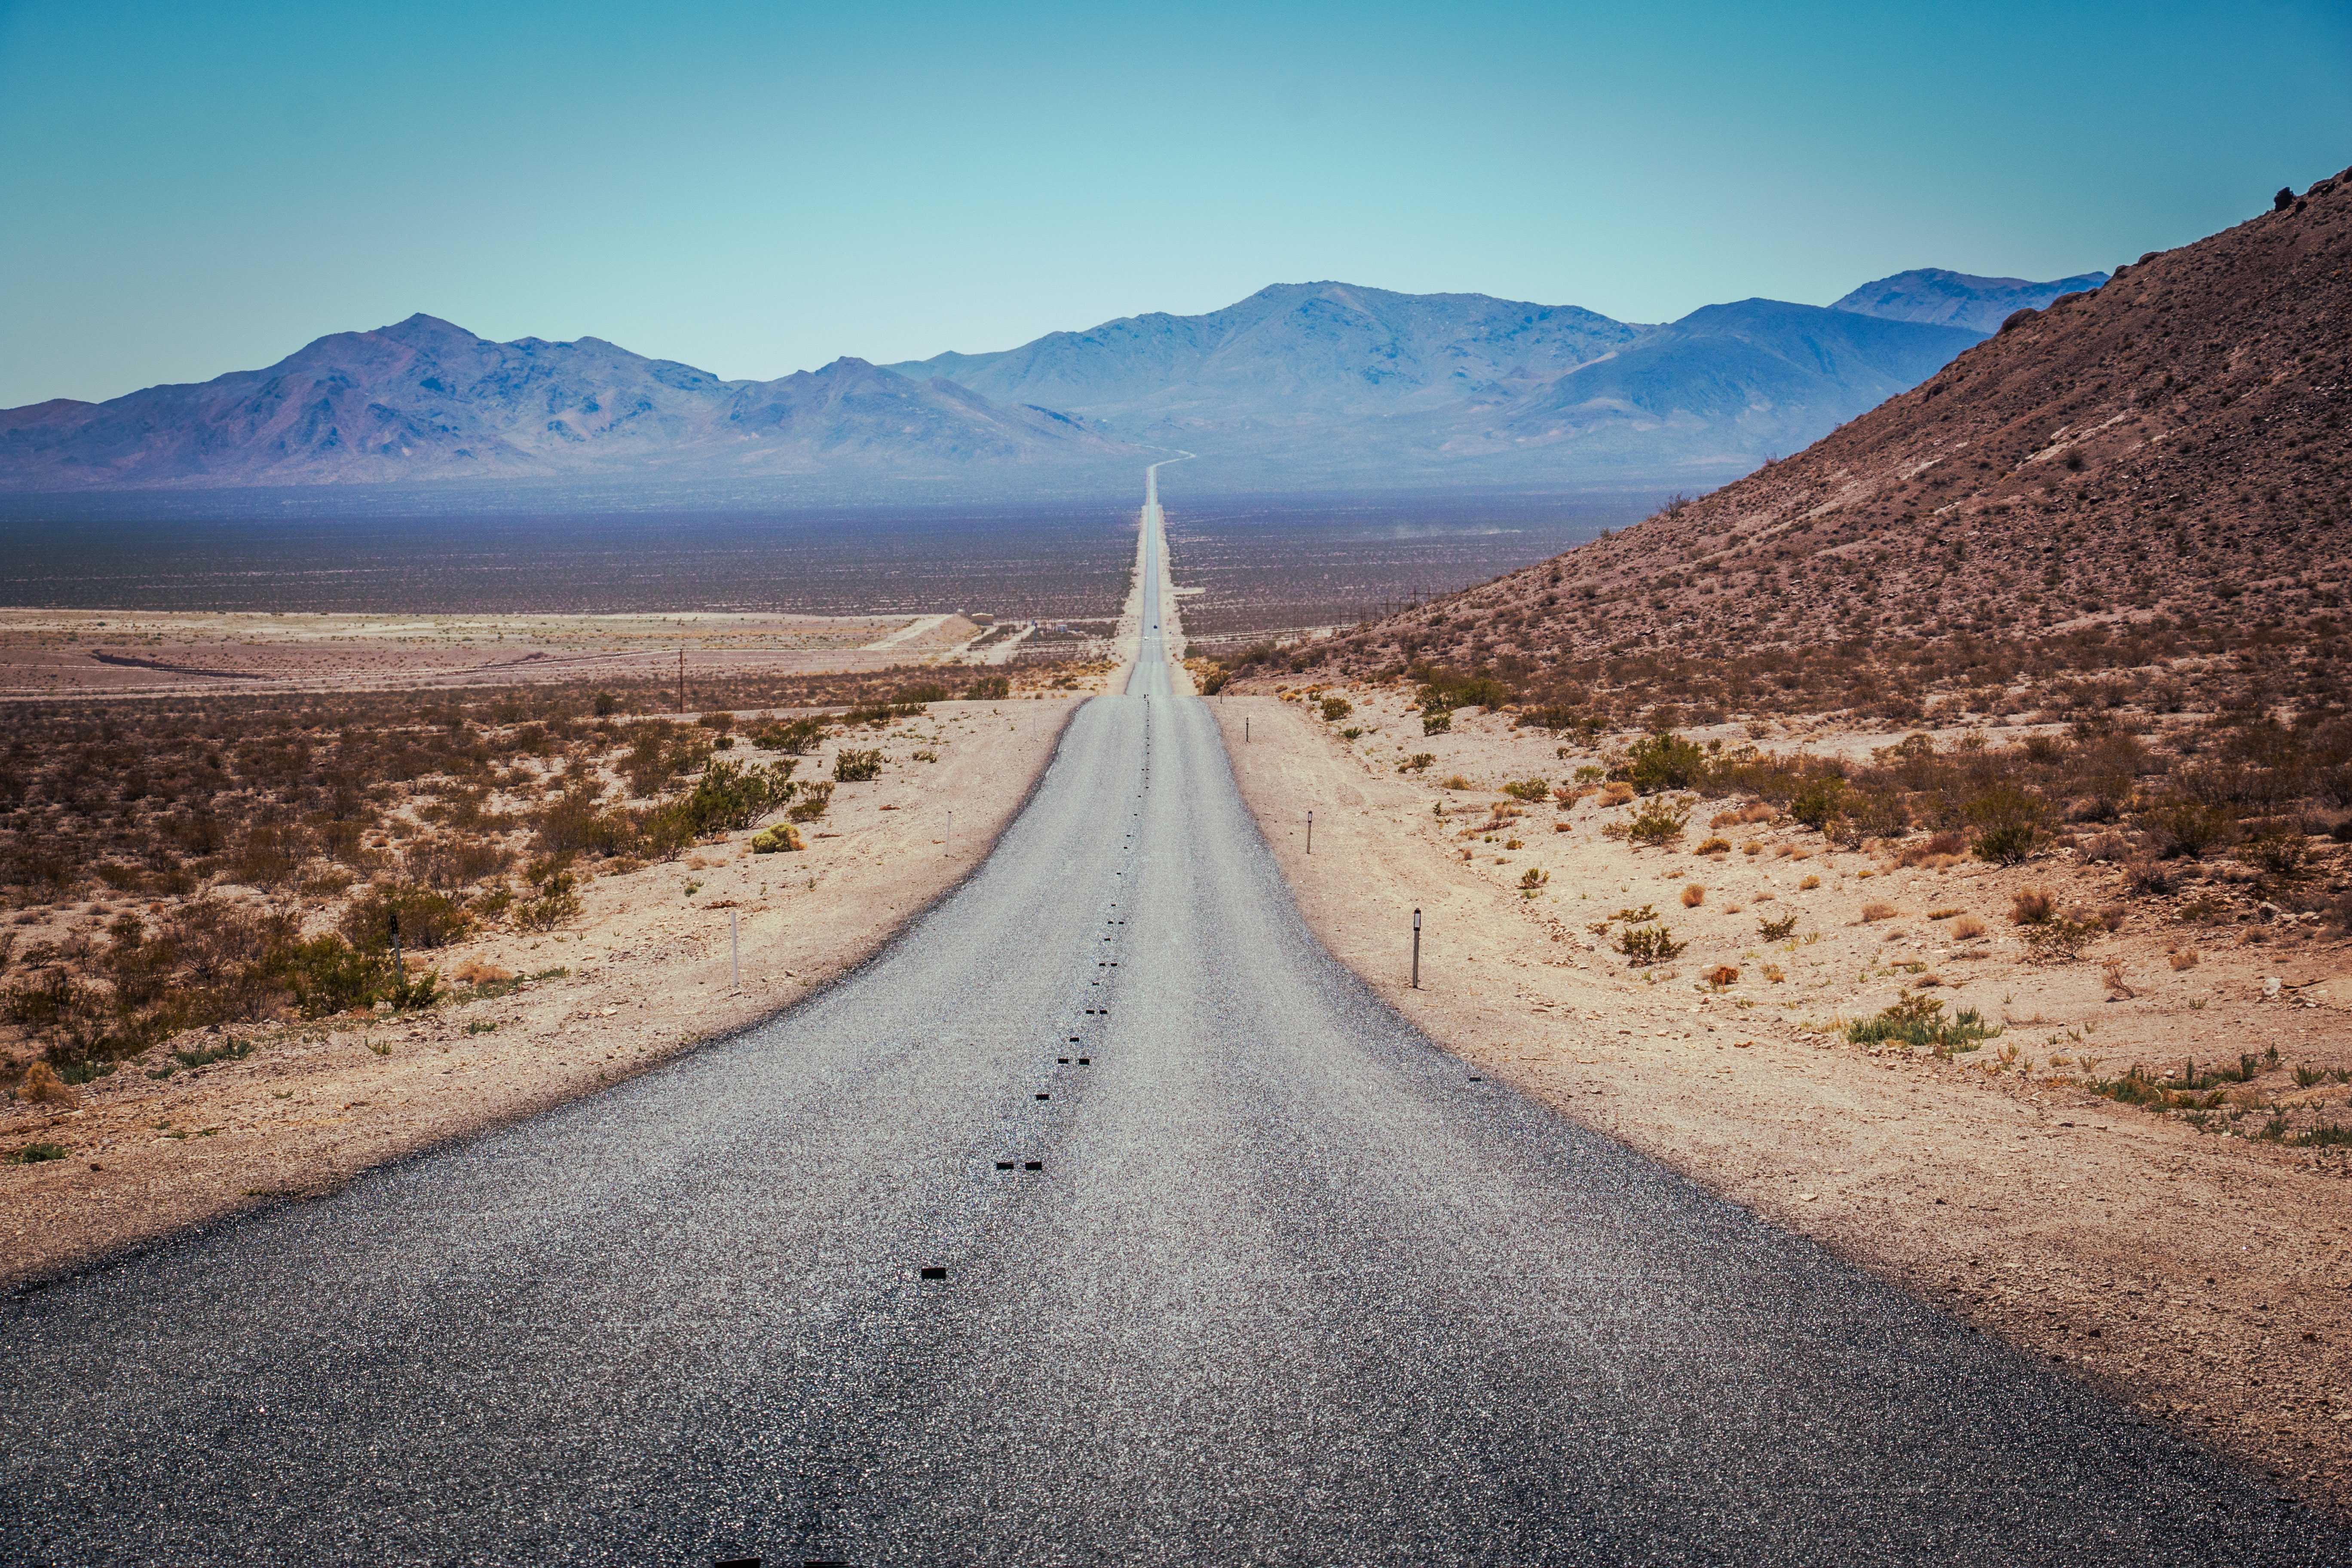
1681 883 1706 907
20 1062 78 1109
1953 916 1987 940
1799 874 1822 890
1705 964 1740 987
1861 901 1897 922
2010 888 2055 925
2169 949 2201 971
1926 907 1961 921
452 959 517 986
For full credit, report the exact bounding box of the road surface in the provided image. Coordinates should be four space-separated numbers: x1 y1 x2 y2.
4 474 2343 1565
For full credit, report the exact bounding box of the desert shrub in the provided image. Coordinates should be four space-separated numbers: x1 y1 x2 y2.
340 885 470 953
670 758 797 837
231 824 309 888
2236 825 2309 879
1193 667 1228 697
1965 784 2046 865
1622 799 1689 846
2010 888 2055 925
1681 883 1706 907
896 683 949 706
514 864 583 931
1788 777 1848 831
408 832 513 891
1861 901 1896 922
1848 994 2000 1053
2021 914 2101 962
1694 836 1731 854
282 935 386 1018
1422 710 1453 735
1619 731 1708 795
1704 964 1740 988
2169 949 2199 971
749 824 806 853
2142 796 2236 859
1501 778 1550 803
6 1142 70 1164
1758 912 1799 940
19 1062 77 1108
1399 753 1435 773
1416 670 1509 712
1518 867 1549 891
696 710 736 735
1319 697 1353 722
787 781 835 822
833 749 884 783
2125 860 2176 896
1952 916 1985 939
756 717 828 754
1616 922 1686 963
593 691 621 716
532 783 635 858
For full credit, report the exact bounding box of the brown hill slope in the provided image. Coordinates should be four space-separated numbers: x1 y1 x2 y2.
1279 168 2350 729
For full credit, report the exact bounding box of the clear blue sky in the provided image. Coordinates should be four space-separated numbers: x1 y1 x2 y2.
1 0 2345 407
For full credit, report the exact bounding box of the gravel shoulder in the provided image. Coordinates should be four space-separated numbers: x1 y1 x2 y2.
2 697 1081 1287
1213 685 2352 1512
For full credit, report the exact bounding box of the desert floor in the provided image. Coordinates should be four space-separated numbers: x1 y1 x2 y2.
0 607 1025 698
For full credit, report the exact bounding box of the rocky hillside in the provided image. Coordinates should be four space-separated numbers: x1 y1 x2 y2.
1300 170 2350 722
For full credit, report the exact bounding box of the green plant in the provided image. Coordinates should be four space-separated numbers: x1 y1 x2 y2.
749 824 805 853
1501 778 1550 803
466 1020 497 1035
171 1038 254 1070
514 867 583 931
1620 730 1709 795
1966 784 2047 865
1787 776 1849 831
1338 728 1362 741
1399 753 1435 773
1422 710 1453 735
2142 796 2236 859
1623 798 1690 846
1758 912 1799 940
787 781 835 822
755 717 827 754
833 748 884 782
1846 994 2000 1054
1616 922 1687 963
1519 867 1549 890
6 1142 69 1164
1320 696 1353 722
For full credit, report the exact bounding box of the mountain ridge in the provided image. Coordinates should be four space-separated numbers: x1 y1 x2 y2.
2 268 2109 498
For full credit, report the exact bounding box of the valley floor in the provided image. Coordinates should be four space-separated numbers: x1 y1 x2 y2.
1214 685 2352 1513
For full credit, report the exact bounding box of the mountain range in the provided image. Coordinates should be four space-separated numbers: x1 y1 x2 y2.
0 267 2106 500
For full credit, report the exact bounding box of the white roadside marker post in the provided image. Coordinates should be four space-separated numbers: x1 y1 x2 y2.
730 912 739 993
1412 908 1421 990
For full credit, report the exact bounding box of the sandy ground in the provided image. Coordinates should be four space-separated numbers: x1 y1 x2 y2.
1213 683 2352 1511
0 608 1008 697
1 697 1083 1286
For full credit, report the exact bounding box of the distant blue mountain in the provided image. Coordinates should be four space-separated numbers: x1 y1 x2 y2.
0 315 1131 492
0 268 2105 496
1831 267 2109 334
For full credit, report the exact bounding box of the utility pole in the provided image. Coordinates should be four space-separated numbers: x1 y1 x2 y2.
678 647 686 714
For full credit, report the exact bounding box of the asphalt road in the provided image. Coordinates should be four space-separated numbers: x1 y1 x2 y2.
5 476 2346 1565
